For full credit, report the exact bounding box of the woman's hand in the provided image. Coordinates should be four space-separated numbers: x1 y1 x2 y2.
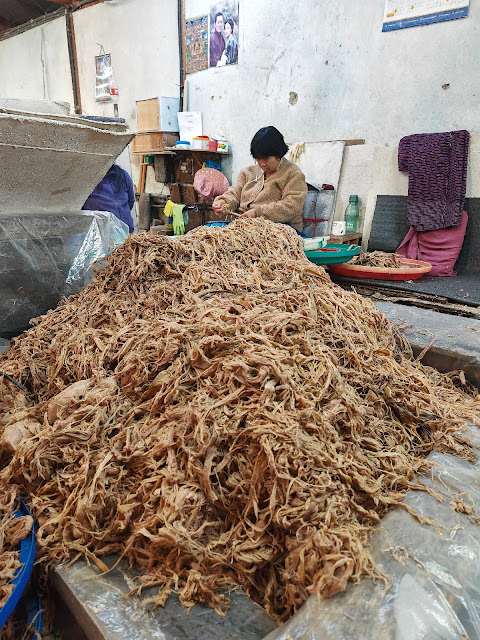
240 209 257 218
212 199 226 213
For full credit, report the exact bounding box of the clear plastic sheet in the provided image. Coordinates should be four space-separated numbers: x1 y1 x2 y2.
54 556 277 640
264 425 480 640
65 210 129 286
0 210 128 337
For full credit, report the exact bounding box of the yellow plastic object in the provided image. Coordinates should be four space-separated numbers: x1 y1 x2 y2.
164 200 174 218
172 203 185 235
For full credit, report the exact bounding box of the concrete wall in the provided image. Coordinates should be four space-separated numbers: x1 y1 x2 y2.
72 0 180 189
185 0 480 228
185 0 480 174
1 0 480 229
0 17 73 105
0 0 180 210
0 1 179 132
72 0 179 131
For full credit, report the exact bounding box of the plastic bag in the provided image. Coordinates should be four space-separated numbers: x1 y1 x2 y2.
66 210 129 285
302 182 335 238
0 210 128 337
194 168 229 199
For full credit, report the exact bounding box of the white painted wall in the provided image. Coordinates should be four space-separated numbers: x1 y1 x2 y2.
1 0 480 228
0 0 180 215
185 0 480 222
72 0 179 131
0 1 179 133
72 0 180 192
0 17 73 105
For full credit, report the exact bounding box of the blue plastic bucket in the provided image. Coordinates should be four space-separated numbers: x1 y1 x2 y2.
206 221 231 228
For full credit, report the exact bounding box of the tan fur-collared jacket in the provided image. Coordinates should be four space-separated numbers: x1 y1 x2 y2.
214 159 307 232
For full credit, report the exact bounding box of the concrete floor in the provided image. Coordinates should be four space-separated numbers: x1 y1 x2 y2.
374 301 480 386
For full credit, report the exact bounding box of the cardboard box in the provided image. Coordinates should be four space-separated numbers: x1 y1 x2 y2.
149 225 167 236
136 97 180 133
131 131 179 154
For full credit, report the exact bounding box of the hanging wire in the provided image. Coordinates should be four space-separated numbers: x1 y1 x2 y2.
16 0 49 18
7 0 62 22
0 370 28 393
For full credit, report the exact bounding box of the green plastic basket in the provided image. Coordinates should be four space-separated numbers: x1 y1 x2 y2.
304 242 360 266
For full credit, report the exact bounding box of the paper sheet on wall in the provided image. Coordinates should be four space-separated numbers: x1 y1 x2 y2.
383 0 469 31
177 111 202 145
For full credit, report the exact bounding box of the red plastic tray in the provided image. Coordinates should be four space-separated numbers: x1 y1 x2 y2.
328 257 432 280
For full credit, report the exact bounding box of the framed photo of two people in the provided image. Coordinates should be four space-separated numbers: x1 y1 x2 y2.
209 1 239 68
185 1 239 74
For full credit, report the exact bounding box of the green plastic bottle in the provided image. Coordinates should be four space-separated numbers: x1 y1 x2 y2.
344 195 360 233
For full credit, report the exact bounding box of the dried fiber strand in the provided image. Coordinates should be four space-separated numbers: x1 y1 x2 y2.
0 218 478 623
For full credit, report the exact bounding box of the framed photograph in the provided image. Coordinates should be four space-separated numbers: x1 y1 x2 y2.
209 1 239 68
95 53 112 102
185 15 208 74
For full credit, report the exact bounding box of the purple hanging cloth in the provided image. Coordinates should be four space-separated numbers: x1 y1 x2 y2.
398 130 469 231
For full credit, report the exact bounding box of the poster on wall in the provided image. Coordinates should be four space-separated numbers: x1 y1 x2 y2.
209 1 239 68
95 53 112 101
383 0 469 31
185 15 209 74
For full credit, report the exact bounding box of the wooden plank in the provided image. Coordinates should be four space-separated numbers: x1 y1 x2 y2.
138 156 147 194
339 139 365 146
136 98 161 132
338 283 480 319
329 232 362 245
66 8 82 114
164 148 231 156
153 155 167 182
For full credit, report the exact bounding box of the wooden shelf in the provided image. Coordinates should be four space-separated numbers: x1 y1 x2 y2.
164 147 231 155
131 150 175 156
131 148 230 157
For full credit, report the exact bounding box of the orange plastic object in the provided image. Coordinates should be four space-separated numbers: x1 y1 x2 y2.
328 257 432 280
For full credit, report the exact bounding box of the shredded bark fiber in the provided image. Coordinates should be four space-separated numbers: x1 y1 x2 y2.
355 251 405 268
0 218 479 623
0 492 33 608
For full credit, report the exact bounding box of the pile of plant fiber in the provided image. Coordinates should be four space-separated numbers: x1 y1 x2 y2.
0 218 478 623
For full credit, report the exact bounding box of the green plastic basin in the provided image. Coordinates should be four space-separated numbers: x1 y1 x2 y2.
304 242 360 266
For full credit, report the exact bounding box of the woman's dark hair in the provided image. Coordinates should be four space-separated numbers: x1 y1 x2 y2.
225 18 235 32
250 126 289 159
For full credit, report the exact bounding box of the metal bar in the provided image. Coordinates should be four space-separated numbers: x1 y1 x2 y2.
178 0 185 111
65 7 82 113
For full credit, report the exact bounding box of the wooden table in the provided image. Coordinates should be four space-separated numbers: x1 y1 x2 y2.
329 232 362 245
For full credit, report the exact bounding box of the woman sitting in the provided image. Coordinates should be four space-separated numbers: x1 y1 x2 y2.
212 126 307 232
